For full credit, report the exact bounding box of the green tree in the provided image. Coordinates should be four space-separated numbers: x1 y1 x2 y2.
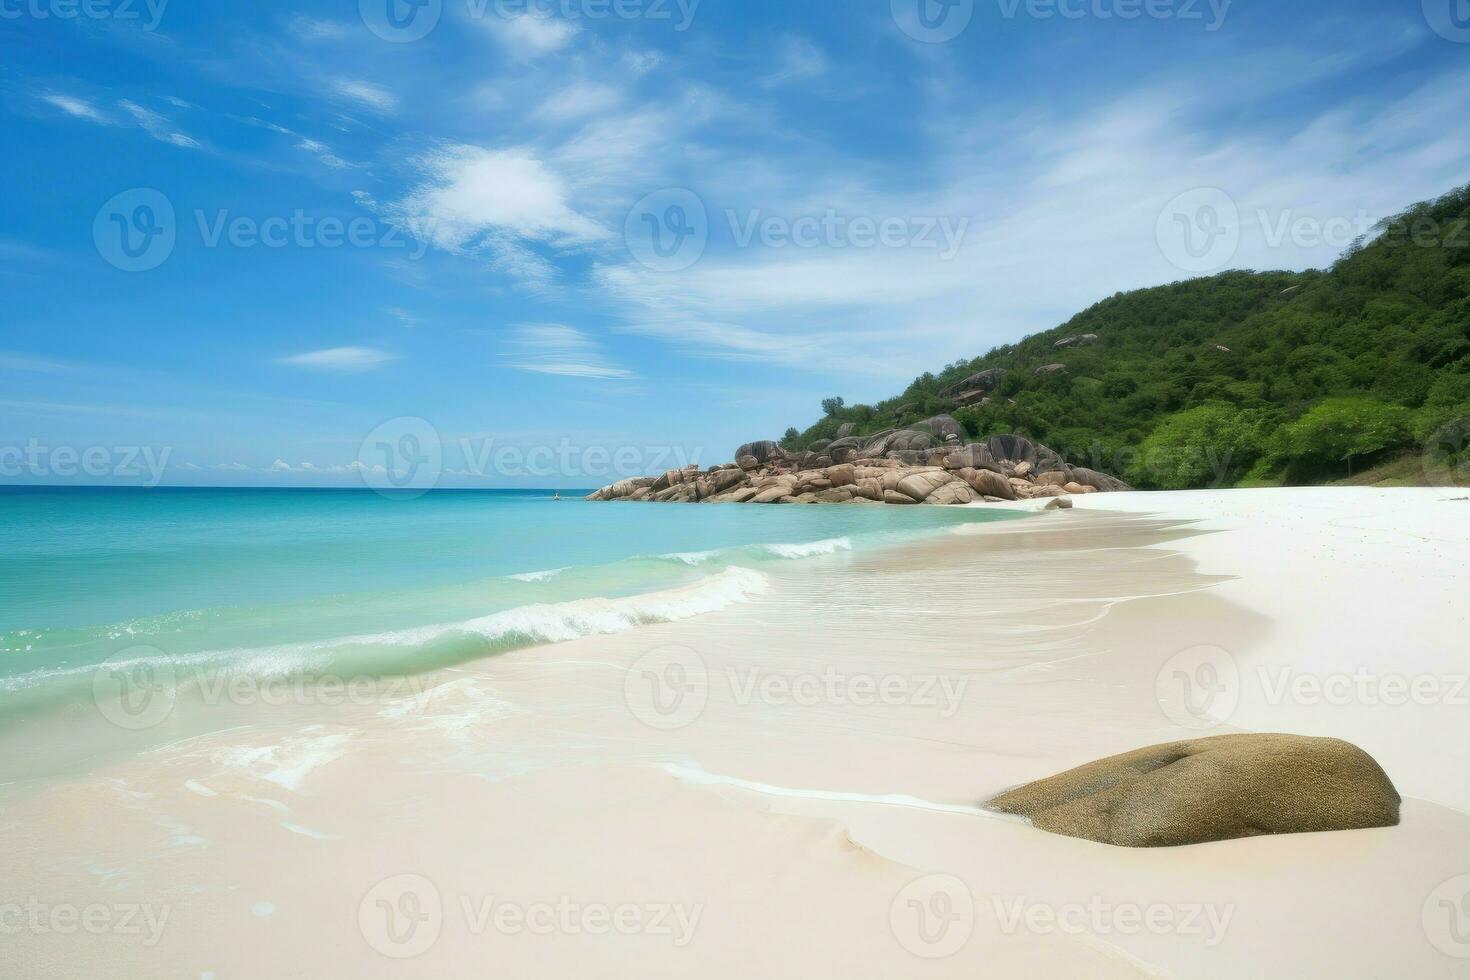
1275 398 1414 477
821 397 846 416
1132 404 1265 489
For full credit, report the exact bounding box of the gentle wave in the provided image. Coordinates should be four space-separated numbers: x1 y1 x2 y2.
0 567 771 713
507 567 569 583
760 536 852 559
653 536 853 566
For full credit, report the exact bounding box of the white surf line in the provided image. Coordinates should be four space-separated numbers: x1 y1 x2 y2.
662 762 1014 820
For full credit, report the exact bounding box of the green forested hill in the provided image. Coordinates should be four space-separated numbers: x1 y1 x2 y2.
787 184 1470 489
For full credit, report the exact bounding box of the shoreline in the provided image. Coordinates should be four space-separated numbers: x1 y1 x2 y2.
5 488 1469 977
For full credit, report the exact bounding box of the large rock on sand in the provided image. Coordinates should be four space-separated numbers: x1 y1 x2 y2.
986 734 1401 848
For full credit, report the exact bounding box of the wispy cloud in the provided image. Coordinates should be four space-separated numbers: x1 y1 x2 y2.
533 82 623 124
279 347 397 372
763 37 828 87
297 138 352 168
118 100 199 148
477 11 578 58
332 78 398 113
41 93 110 123
0 350 86 374
501 324 632 380
384 307 424 327
288 16 351 41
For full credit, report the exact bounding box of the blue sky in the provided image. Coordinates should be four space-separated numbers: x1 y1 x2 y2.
3 0 1470 488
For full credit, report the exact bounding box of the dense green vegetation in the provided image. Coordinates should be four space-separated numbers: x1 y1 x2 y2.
785 184 1470 488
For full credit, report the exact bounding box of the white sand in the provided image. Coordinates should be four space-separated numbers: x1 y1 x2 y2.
1065 487 1470 813
4 488 1469 978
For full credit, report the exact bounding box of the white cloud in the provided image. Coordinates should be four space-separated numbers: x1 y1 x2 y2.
763 37 828 87
332 79 398 113
478 11 577 57
392 145 604 259
216 462 250 472
385 307 423 327
533 82 623 124
0 349 83 374
297 138 352 168
501 324 632 380
41 94 109 124
591 63 1470 380
279 347 397 372
289 16 350 41
118 100 199 148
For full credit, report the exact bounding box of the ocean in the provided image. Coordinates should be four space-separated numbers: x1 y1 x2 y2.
0 487 1023 733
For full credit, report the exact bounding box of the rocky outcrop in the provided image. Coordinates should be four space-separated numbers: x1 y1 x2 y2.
986 734 1401 847
587 432 1132 506
1054 333 1099 349
736 441 786 465
944 368 1008 396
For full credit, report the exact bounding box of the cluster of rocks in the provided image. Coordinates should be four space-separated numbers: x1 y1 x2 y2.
586 417 1131 507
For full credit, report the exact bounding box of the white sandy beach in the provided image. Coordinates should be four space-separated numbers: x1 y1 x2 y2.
5 487 1469 978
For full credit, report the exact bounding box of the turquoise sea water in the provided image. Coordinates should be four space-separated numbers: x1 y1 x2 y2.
0 487 1022 721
